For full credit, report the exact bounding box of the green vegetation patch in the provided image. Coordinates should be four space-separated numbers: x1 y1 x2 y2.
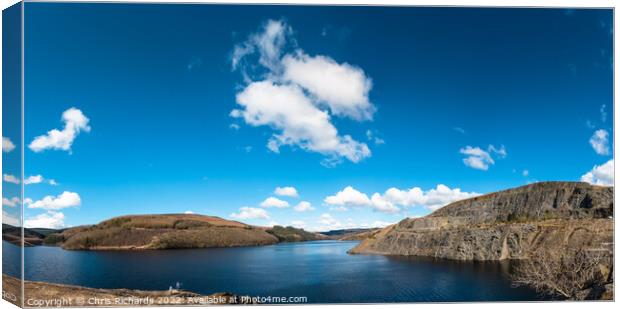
43 233 65 245
266 225 320 242
150 227 278 249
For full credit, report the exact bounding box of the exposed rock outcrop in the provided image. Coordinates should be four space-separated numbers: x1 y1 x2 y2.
350 182 613 261
350 182 614 300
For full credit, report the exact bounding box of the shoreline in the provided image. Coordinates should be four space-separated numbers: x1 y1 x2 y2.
3 238 350 252
2 274 253 306
3 241 545 303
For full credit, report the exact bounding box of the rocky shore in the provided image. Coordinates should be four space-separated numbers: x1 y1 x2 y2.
350 182 614 299
2 274 251 306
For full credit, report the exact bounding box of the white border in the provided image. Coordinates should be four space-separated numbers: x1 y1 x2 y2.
7 0 618 8
1 1 617 309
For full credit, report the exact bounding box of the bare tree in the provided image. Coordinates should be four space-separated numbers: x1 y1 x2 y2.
512 248 610 299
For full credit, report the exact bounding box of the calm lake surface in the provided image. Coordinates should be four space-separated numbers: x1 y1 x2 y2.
4 240 542 303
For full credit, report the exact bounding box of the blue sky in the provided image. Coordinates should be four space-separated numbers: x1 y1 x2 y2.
2 4 614 231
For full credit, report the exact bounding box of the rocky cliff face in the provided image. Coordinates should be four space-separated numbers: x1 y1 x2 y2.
350 182 613 261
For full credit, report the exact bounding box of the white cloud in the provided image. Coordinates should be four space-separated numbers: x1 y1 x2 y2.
460 146 493 170
368 220 394 228
232 19 291 73
522 170 529 177
184 210 194 214
3 210 19 226
2 197 20 207
460 145 506 171
23 175 56 186
290 220 306 228
274 186 299 197
26 191 81 210
24 211 65 229
324 184 479 213
366 130 385 145
229 123 240 130
488 145 507 158
24 175 44 185
344 218 357 228
352 220 396 229
378 184 480 211
328 205 349 212
3 174 20 184
234 81 370 165
29 107 90 152
231 20 373 165
589 129 610 155
453 127 466 134
323 186 400 213
282 53 374 121
2 137 15 153
324 186 371 207
369 193 401 213
600 104 607 122
309 215 398 232
294 201 315 212
317 213 342 230
230 207 270 220
260 196 290 208
581 159 614 186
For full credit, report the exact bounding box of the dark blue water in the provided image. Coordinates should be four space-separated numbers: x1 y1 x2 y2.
4 240 541 303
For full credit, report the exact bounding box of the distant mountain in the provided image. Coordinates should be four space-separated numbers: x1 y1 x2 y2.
321 228 374 236
320 228 380 240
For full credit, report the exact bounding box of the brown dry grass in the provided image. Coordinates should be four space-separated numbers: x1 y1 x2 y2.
59 214 279 250
2 274 250 306
98 214 247 229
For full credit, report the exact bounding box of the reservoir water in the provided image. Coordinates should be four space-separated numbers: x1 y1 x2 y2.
3 240 542 303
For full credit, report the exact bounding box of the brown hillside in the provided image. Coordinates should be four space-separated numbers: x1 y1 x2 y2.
54 214 279 250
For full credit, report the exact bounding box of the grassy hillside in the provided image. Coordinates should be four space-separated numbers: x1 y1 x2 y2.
46 214 328 250
2 224 61 246
265 225 328 242
54 214 279 250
